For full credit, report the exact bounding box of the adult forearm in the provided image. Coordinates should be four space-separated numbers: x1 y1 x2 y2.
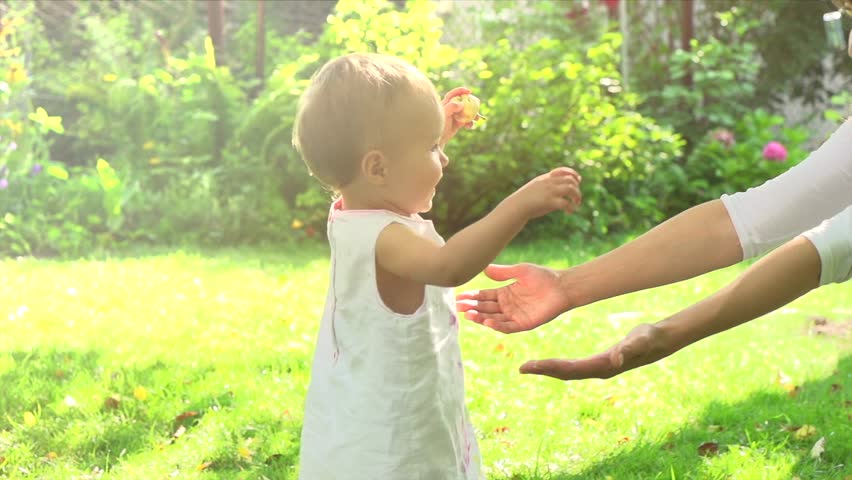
659 236 821 352
563 200 743 308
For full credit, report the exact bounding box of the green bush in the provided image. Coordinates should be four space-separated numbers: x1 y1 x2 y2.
432 33 685 237
67 37 266 246
0 8 101 257
0 0 823 256
669 109 810 213
635 8 762 147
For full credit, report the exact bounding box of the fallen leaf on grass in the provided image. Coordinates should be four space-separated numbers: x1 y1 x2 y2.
810 437 826 459
808 316 852 337
23 411 37 427
697 441 719 456
494 426 509 434
617 436 631 445
238 446 252 460
196 461 213 471
103 394 121 410
174 411 200 427
794 425 817 440
776 371 800 397
172 425 186 439
831 383 842 392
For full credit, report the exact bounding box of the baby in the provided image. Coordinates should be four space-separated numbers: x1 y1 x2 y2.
292 52 581 479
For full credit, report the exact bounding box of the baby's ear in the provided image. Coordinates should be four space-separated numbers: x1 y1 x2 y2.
361 150 388 185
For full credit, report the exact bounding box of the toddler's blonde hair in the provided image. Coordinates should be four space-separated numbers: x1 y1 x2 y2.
293 53 441 189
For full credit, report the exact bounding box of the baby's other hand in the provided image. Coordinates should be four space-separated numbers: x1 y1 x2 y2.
508 167 582 220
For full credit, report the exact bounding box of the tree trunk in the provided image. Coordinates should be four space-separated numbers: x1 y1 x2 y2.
254 0 265 98
680 0 694 87
207 0 225 65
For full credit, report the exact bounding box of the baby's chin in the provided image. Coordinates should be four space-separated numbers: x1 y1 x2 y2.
418 198 434 215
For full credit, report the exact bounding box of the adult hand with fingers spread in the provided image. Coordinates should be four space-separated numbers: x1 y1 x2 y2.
457 263 573 333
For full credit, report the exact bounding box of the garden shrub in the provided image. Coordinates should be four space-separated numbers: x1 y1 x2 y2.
0 0 824 256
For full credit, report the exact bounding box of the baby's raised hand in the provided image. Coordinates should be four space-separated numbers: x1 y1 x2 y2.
506 167 582 220
440 87 478 146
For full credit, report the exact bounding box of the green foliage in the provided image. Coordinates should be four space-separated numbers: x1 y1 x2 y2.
635 8 762 146
824 91 852 124
627 0 851 114
0 6 115 257
706 0 852 108
1 1 297 255
0 0 829 256
432 32 684 236
669 109 810 213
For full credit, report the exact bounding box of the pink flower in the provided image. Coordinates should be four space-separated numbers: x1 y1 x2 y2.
565 1 589 19
601 0 619 15
711 129 735 148
762 141 788 162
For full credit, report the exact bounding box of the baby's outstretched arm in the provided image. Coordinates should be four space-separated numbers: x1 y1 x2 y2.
376 168 581 288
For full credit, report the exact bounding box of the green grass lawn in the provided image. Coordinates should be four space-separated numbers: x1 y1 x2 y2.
0 240 849 479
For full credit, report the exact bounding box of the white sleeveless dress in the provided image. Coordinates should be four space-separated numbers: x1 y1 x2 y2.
298 199 481 480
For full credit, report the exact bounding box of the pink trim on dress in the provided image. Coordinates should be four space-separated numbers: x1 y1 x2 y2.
330 198 434 226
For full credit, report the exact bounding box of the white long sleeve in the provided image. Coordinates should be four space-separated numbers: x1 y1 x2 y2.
721 119 852 260
801 206 852 285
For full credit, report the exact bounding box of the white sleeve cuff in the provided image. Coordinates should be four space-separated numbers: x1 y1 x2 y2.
801 206 852 286
721 119 852 260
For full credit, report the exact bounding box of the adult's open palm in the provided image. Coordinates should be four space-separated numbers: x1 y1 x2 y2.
518 323 674 380
456 263 570 333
